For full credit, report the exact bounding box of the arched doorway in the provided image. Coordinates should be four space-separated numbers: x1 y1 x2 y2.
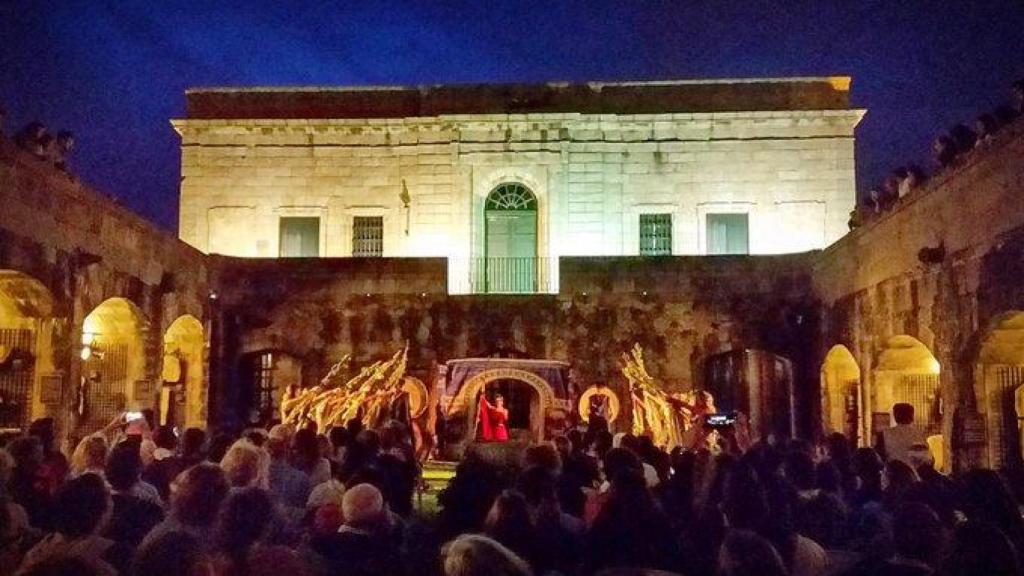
874 335 942 464
821 345 862 443
484 183 538 293
239 350 303 427
976 312 1024 469
0 271 55 431
163 315 205 429
80 298 148 432
451 367 556 444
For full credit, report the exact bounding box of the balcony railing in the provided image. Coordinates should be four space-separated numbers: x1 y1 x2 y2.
450 257 553 294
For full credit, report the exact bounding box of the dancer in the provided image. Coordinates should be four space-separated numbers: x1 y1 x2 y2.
477 390 510 442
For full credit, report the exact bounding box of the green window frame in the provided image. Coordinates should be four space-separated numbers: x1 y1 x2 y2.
639 213 672 256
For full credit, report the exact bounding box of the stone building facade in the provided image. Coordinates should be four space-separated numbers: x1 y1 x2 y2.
174 78 862 293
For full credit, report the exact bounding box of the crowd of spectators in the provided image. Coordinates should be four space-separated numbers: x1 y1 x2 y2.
849 79 1024 229
1 109 76 176
1 407 1024 576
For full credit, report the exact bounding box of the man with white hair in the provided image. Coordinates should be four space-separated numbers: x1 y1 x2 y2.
309 483 401 576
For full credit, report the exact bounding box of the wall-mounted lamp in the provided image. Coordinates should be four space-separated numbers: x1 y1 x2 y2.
80 332 103 361
400 179 412 236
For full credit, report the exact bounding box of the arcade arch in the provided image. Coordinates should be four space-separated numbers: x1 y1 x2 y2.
820 345 862 443
80 298 148 431
874 335 942 465
0 270 55 430
976 312 1024 469
163 315 206 429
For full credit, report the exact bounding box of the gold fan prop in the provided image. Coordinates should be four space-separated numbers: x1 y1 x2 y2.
280 346 409 432
620 344 713 450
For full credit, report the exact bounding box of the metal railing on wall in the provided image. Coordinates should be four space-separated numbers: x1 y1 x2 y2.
449 257 553 294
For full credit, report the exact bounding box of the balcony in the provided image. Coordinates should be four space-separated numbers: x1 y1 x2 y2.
449 257 554 294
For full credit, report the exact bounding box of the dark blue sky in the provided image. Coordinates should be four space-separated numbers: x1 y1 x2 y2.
3 1 1022 231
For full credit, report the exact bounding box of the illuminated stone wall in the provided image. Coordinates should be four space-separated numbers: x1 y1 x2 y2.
174 79 863 292
814 119 1024 470
0 140 210 439
209 253 821 434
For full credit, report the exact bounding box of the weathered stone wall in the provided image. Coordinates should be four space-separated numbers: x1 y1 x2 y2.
814 119 1024 470
210 253 819 433
0 139 209 438
174 80 862 283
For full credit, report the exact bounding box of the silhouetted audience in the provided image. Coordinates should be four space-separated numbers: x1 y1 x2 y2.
7 407 1024 576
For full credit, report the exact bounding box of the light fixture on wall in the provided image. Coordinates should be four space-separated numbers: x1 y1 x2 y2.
80 332 104 361
400 179 411 236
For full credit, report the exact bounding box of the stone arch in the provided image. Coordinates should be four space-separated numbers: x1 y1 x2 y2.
451 368 556 442
874 335 943 465
80 297 149 431
163 315 205 429
975 311 1024 468
820 345 862 442
0 270 56 430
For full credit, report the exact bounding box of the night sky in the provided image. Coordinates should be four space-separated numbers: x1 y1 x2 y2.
2 1 1022 231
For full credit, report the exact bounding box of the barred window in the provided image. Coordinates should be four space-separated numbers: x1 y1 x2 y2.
639 213 672 256
352 216 384 257
255 352 275 424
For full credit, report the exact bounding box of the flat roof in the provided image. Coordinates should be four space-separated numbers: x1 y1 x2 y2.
184 77 852 120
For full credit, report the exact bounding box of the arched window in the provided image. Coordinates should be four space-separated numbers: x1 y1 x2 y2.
485 183 537 211
481 183 538 293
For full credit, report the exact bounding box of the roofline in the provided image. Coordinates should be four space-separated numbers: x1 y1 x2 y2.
185 76 852 95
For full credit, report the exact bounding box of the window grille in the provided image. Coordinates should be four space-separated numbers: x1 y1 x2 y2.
640 213 672 256
352 216 384 257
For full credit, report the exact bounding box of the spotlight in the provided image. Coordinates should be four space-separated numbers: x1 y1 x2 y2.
80 346 92 361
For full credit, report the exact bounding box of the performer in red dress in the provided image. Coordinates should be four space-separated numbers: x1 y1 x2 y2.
478 392 510 442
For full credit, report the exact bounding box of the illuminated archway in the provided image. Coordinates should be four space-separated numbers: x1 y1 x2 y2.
874 335 942 465
0 270 55 430
976 312 1024 468
821 345 862 443
163 315 205 429
80 298 148 431
450 368 555 443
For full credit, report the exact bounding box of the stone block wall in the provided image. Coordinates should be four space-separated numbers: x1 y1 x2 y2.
209 253 820 434
0 140 210 438
814 118 1024 470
